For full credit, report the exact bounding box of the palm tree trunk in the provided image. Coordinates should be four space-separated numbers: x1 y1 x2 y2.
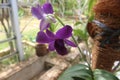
87 0 120 71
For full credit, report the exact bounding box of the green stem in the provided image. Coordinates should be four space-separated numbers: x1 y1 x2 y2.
54 15 65 26
71 35 84 59
88 63 94 80
55 15 86 61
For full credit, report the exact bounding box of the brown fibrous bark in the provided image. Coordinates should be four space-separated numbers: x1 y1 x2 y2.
87 0 120 71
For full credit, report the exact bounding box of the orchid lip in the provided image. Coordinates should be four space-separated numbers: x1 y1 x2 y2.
43 14 56 23
54 39 68 55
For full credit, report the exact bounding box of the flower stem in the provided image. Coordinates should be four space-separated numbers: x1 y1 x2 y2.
71 35 85 60
88 63 95 80
54 15 65 26
55 15 86 61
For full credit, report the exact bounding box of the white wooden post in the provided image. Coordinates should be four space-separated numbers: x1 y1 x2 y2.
9 0 24 61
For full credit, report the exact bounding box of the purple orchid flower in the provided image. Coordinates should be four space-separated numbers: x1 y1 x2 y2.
31 2 56 31
36 25 77 55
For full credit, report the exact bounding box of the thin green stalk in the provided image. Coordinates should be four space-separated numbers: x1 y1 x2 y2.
54 15 65 26
88 63 95 80
71 35 84 59
55 15 86 61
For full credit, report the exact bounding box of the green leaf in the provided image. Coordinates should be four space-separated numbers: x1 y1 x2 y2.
73 29 88 40
72 77 85 80
94 69 119 80
18 9 25 17
74 21 82 26
88 0 96 14
88 0 97 21
64 64 89 73
58 64 92 80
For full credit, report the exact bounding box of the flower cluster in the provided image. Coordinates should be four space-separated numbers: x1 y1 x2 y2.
31 2 76 55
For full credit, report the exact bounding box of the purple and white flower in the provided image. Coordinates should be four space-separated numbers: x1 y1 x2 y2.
31 3 56 31
36 25 77 55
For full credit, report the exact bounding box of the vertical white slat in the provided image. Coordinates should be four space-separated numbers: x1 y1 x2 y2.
9 0 24 61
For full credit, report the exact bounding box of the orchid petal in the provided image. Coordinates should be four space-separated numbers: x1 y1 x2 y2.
48 41 55 51
31 4 43 19
46 29 56 38
40 19 50 31
54 39 68 55
42 2 54 14
64 39 77 47
56 25 72 39
36 31 52 43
